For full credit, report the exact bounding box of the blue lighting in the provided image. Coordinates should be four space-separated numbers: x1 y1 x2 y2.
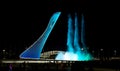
67 14 74 52
19 12 61 59
74 13 80 51
81 14 86 47
55 13 92 61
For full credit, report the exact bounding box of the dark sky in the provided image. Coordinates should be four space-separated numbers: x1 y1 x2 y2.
0 0 119 55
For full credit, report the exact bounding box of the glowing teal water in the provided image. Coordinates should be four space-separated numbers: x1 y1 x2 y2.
55 13 92 61
81 14 86 47
67 14 74 52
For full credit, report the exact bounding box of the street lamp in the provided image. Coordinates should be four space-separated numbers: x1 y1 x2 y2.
3 49 6 59
114 50 117 56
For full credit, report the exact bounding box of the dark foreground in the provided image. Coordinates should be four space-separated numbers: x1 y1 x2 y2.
0 59 120 71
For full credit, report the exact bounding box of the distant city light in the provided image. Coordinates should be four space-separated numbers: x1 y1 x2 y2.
3 49 5 52
100 48 103 51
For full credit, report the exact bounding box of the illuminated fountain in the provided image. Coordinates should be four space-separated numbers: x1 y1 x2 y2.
19 11 92 61
55 13 92 61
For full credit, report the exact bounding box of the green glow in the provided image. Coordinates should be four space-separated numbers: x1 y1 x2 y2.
56 13 93 61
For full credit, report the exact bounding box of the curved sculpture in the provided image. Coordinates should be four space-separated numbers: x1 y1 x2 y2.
19 12 61 59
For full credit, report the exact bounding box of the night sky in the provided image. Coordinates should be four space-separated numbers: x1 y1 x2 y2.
0 0 119 58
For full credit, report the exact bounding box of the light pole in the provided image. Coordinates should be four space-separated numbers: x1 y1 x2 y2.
114 50 117 56
3 49 6 59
